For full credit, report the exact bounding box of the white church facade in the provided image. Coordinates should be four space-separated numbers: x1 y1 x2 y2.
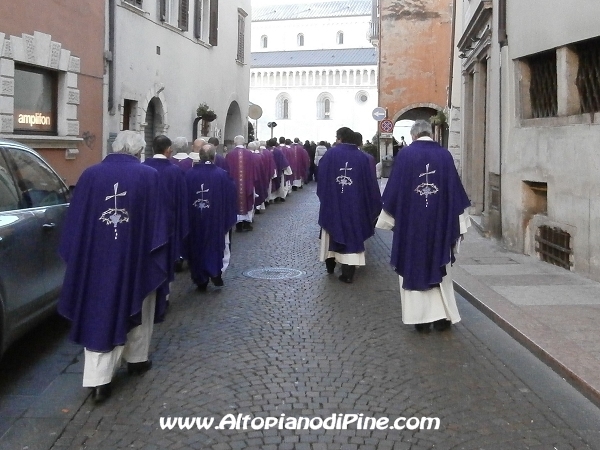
250 1 377 144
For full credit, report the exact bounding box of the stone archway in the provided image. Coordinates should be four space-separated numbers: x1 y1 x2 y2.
223 101 243 148
142 97 165 160
393 104 447 147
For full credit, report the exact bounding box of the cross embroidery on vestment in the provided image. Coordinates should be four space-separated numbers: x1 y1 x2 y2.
99 182 129 239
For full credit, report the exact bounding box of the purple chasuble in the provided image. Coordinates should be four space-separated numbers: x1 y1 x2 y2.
382 139 471 291
143 158 189 274
252 152 268 206
317 143 382 254
58 153 169 352
282 145 295 184
262 148 277 181
226 146 256 215
185 164 237 285
214 153 230 174
270 147 289 192
294 144 310 181
170 156 193 172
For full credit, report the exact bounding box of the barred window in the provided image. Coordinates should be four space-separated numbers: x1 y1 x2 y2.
527 51 557 118
574 37 600 114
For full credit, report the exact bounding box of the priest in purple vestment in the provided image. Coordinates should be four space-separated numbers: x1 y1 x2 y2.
185 145 237 290
58 130 169 403
170 136 193 172
226 135 257 231
143 135 189 283
268 138 291 202
377 120 471 332
317 126 382 283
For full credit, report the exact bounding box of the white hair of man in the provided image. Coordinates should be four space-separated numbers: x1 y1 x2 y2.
112 130 146 155
410 120 433 139
233 135 246 146
193 138 207 152
199 144 216 162
259 140 267 149
247 141 258 151
171 137 189 154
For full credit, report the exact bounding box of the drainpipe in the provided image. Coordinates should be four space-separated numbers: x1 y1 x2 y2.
498 0 508 236
108 0 115 114
447 0 457 110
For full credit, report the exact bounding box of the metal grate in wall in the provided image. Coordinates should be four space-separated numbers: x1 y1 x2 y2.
528 51 558 118
574 37 600 114
535 226 572 270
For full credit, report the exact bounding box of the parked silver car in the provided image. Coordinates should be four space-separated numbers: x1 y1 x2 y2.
0 139 70 356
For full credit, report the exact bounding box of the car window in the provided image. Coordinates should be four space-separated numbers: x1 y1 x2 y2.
0 150 21 212
3 146 68 208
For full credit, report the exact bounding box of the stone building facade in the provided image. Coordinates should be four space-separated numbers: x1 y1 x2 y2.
0 1 105 185
455 0 600 280
108 0 251 155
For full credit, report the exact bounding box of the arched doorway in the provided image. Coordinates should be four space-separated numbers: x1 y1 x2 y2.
223 101 243 148
396 107 447 143
143 97 164 160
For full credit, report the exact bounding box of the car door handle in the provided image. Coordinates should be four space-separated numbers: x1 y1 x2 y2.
42 222 57 230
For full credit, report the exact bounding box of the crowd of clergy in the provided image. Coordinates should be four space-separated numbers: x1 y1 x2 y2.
56 119 471 404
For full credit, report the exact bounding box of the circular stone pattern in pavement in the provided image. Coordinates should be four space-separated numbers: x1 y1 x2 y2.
243 267 306 280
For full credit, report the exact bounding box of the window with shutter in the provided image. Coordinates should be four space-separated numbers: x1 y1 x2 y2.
237 9 247 63
179 0 189 30
209 0 218 46
159 0 166 21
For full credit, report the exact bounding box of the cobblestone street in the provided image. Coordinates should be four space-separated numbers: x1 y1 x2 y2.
48 184 600 450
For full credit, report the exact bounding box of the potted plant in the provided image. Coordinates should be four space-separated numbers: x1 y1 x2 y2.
196 103 217 122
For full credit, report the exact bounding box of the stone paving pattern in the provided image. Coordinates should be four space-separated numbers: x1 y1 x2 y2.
36 184 599 449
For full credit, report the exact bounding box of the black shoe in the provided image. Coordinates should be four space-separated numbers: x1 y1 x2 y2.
174 258 184 273
264 202 269 208
433 319 452 331
255 208 261 214
211 275 224 286
127 360 153 375
279 197 286 202
242 222 253 231
414 323 432 333
274 197 281 203
340 264 355 283
292 186 298 191
325 258 336 274
91 383 112 403
235 223 243 232
196 281 208 292
338 274 353 284
299 185 303 189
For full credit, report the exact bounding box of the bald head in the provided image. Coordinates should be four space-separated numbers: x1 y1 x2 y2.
193 138 207 152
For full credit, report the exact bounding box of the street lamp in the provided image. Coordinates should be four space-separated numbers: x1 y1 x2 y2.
267 121 277 139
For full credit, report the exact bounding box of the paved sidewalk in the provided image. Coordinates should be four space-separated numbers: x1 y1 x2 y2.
377 176 600 407
452 225 600 408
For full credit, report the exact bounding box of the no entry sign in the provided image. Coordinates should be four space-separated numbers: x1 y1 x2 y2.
379 119 394 133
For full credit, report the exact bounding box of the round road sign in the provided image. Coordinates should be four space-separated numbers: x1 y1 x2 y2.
372 107 386 121
379 119 394 133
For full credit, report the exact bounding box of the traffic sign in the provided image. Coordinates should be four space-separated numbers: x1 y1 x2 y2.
372 107 386 121
379 119 394 133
